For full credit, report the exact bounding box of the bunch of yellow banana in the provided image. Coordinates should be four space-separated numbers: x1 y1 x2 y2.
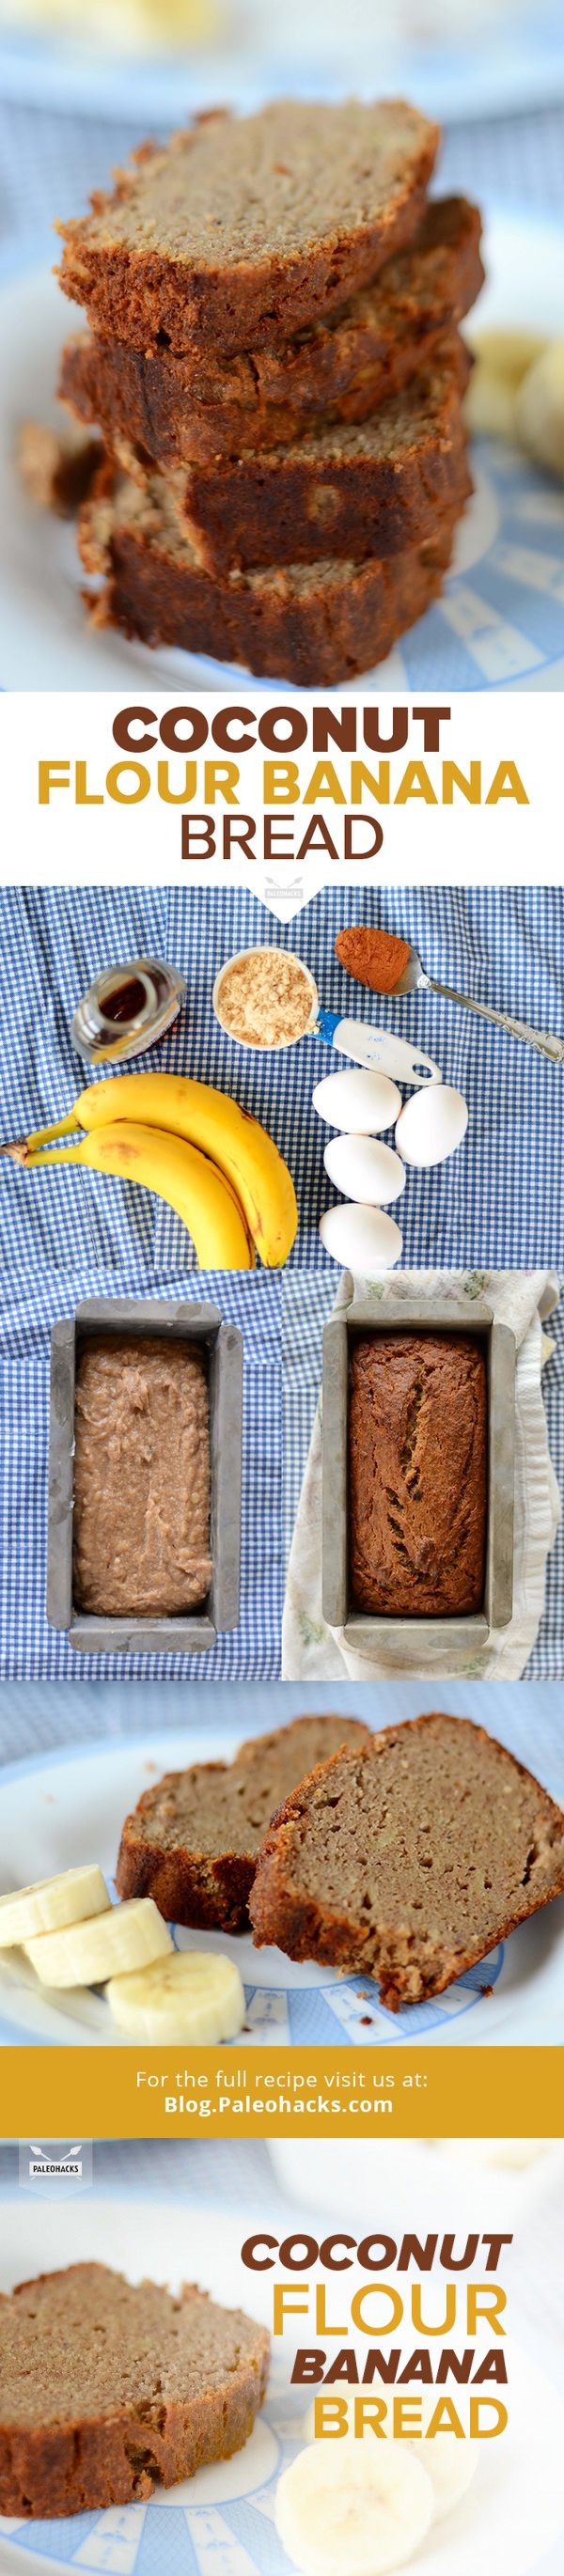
2 1070 298 1272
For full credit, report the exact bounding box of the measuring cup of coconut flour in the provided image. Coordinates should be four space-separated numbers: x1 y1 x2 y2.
212 946 442 1085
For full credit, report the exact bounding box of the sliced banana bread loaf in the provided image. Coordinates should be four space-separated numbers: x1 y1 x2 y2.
117 1713 372 1930
57 99 439 357
79 462 463 684
0 2263 269 2518
59 196 482 468
248 1715 564 2008
124 335 470 574
348 1331 487 1618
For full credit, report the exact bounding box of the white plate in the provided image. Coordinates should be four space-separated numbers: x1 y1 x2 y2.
0 1730 563 2047
1 209 564 692
0 2192 562 2576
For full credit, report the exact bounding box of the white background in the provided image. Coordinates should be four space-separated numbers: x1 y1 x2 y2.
2 691 559 916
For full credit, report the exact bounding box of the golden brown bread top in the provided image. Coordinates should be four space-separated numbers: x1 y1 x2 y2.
349 1330 487 1617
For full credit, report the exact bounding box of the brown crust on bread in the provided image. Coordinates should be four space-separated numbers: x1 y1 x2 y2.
116 1715 372 1931
154 336 471 572
78 460 465 684
0 2264 270 2519
117 1767 258 1932
59 196 483 467
248 1717 564 2010
56 101 439 357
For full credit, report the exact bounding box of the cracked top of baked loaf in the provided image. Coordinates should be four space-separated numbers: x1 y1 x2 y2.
348 1330 487 1617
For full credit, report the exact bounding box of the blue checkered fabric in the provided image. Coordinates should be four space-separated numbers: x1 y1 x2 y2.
1 886 562 1275
282 1267 564 1682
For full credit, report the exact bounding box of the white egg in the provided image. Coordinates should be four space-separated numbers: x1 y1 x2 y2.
395 1084 468 1168
312 1068 401 1132
323 1132 406 1206
319 1202 403 1270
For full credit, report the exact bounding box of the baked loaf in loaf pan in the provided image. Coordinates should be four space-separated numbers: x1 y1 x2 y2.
56 99 439 357
249 1715 564 2008
117 1712 372 1930
0 2264 270 2518
348 1330 487 1617
59 195 482 467
79 463 462 683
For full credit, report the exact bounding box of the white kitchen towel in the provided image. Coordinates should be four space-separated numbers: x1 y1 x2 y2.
282 1269 561 1681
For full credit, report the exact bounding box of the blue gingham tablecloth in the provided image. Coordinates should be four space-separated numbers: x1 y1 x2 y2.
282 1268 564 1682
0 1259 281 1681
1 884 563 1275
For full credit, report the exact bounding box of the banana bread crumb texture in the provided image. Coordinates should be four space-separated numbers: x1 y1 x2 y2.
57 100 440 357
248 1716 564 2006
0 2264 270 2519
58 195 482 466
79 461 461 682
117 1712 373 1929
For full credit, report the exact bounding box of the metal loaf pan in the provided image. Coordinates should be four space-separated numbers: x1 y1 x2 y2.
47 1297 243 1655
322 1296 515 1663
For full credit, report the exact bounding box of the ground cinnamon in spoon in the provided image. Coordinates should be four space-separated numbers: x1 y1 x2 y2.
335 925 411 992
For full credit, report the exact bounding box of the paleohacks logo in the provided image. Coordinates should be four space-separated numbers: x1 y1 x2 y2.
19 2139 93 2192
28 2141 82 2176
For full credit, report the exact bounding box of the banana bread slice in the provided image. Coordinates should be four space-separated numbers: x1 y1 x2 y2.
59 196 483 468
248 1715 564 2008
0 2263 269 2518
79 462 464 684
57 99 439 358
116 1713 372 1930
116 335 469 575
349 1331 487 1618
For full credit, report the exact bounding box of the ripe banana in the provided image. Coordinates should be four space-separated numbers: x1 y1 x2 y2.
23 1120 254 1272
24 1897 172 1988
20 1069 298 1267
0 1865 110 1948
107 1948 245 2042
274 2438 434 2575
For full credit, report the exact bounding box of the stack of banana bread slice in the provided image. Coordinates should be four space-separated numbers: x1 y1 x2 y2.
56 101 484 684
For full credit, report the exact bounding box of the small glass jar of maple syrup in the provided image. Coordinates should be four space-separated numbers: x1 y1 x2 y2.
70 957 186 1066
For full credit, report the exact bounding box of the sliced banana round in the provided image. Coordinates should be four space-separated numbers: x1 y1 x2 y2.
303 2396 478 2530
24 1898 172 1989
107 1949 245 2042
0 1865 110 1948
464 366 517 441
399 2389 478 2523
274 2438 434 2575
515 340 564 480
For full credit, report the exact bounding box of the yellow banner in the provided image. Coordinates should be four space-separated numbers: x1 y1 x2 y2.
1 2047 561 2138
